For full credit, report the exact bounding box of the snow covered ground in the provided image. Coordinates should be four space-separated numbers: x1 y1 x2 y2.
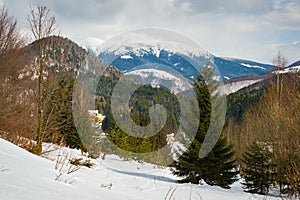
0 138 282 200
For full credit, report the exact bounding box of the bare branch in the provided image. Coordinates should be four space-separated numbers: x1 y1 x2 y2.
0 5 23 55
27 6 57 41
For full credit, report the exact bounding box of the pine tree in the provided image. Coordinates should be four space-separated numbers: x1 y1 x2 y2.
241 141 277 195
57 78 85 151
172 64 238 189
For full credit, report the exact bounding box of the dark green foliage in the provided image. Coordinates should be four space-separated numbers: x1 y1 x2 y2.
129 85 180 131
172 74 238 189
226 88 263 123
106 124 155 154
101 85 180 154
241 142 277 195
96 76 119 99
52 75 86 152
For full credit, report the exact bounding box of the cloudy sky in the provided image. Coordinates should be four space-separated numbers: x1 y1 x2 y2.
2 0 300 64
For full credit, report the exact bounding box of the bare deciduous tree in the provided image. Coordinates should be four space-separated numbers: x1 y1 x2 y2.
0 5 23 56
0 5 28 143
273 51 288 103
27 5 57 154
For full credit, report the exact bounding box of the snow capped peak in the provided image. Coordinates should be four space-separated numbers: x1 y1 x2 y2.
100 42 204 58
79 37 104 55
97 28 206 58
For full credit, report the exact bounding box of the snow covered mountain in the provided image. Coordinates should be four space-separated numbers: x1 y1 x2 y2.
95 43 273 80
95 44 275 94
76 36 278 95
79 37 104 55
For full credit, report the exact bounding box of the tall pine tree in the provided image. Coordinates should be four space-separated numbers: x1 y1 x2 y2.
172 62 238 189
241 141 277 195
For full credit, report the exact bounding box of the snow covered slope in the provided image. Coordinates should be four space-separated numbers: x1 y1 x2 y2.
0 139 281 199
125 68 193 94
79 37 104 55
219 79 262 95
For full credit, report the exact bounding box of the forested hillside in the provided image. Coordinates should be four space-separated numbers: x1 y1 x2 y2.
223 72 300 196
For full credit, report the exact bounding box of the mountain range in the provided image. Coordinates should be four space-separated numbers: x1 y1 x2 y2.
98 46 275 81
2 36 299 102
81 39 297 95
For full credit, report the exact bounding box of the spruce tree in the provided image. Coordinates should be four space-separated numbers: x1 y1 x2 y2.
172 66 238 189
241 141 277 195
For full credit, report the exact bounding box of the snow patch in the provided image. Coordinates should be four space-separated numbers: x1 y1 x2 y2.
241 63 266 70
18 73 24 80
287 65 300 72
273 66 300 74
125 68 192 93
213 76 221 81
120 55 133 59
152 47 161 58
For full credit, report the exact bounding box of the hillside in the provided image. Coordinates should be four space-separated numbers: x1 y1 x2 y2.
0 36 120 145
224 72 300 161
0 138 281 200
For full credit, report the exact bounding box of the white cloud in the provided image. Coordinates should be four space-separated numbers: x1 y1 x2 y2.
292 41 300 46
2 0 300 63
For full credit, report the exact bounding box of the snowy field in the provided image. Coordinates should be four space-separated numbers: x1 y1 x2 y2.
0 138 282 200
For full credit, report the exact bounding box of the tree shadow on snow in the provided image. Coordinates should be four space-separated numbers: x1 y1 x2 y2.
108 167 175 183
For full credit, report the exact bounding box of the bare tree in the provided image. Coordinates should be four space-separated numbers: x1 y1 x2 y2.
0 5 24 76
0 5 23 56
273 51 288 103
27 5 57 154
0 5 28 142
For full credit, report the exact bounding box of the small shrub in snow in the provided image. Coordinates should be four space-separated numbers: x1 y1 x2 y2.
69 158 94 168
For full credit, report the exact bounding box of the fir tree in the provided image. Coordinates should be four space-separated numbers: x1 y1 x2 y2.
172 62 238 189
241 141 277 195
